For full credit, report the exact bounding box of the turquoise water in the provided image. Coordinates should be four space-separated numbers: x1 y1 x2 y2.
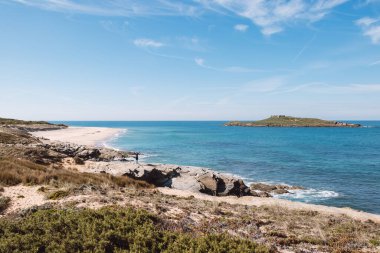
57 121 380 214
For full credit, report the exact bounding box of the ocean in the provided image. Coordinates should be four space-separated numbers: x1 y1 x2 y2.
56 121 380 214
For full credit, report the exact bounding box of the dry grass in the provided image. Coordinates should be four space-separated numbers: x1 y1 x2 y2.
0 157 153 190
107 190 380 252
0 117 55 125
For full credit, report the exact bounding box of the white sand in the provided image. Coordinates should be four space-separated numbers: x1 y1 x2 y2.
32 126 124 147
2 185 48 214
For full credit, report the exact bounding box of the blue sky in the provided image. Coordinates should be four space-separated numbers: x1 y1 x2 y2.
0 0 379 120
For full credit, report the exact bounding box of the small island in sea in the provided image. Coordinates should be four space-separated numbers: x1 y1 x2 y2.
225 115 361 128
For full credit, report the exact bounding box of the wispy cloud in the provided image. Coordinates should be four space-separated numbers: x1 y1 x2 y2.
242 77 286 93
134 38 164 48
9 0 201 16
194 57 264 73
10 0 347 36
236 77 380 95
202 0 348 35
356 16 380 44
369 59 380 66
234 24 249 32
176 36 207 51
293 33 317 62
296 83 380 93
273 82 380 94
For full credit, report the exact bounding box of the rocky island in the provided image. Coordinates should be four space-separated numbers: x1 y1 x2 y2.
1 117 379 252
225 115 361 128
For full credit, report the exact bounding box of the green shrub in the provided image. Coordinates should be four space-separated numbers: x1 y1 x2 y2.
0 207 268 253
0 197 10 214
47 190 70 200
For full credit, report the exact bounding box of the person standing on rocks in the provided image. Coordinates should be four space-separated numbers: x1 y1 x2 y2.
135 152 139 164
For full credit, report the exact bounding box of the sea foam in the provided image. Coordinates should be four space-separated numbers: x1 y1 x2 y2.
276 188 339 202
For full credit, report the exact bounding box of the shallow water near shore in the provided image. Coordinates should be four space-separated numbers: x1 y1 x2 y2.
55 121 380 214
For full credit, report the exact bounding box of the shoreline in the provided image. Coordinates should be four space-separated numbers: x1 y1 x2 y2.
32 126 125 147
30 126 380 223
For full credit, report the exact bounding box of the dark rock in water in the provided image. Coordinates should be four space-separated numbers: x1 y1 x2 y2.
250 183 277 192
250 183 304 196
273 189 290 194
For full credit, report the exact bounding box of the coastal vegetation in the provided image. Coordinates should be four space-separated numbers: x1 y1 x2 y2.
0 207 267 253
225 115 361 127
0 118 379 252
0 117 57 126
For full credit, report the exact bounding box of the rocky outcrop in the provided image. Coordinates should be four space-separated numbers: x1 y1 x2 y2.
250 183 305 196
82 161 252 197
40 141 134 162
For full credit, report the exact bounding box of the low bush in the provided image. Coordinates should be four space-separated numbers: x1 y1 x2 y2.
47 190 70 200
0 197 10 214
0 207 269 253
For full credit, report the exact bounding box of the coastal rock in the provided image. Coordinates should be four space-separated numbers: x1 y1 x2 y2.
82 161 253 197
123 166 181 187
40 141 133 162
250 183 304 196
77 148 101 160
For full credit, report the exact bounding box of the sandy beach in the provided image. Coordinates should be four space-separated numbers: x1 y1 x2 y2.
30 126 380 224
32 126 124 147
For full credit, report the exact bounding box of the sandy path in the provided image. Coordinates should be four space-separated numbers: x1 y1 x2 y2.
2 186 49 214
158 187 380 223
32 127 125 146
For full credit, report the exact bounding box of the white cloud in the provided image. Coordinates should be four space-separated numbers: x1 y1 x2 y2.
194 58 205 66
234 24 249 32
203 0 348 35
356 17 380 44
134 39 164 48
356 17 378 26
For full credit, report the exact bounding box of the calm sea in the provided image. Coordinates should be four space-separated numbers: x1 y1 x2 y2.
56 121 380 214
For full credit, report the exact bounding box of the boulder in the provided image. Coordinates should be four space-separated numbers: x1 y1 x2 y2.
196 172 251 197
123 166 181 187
250 183 304 196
